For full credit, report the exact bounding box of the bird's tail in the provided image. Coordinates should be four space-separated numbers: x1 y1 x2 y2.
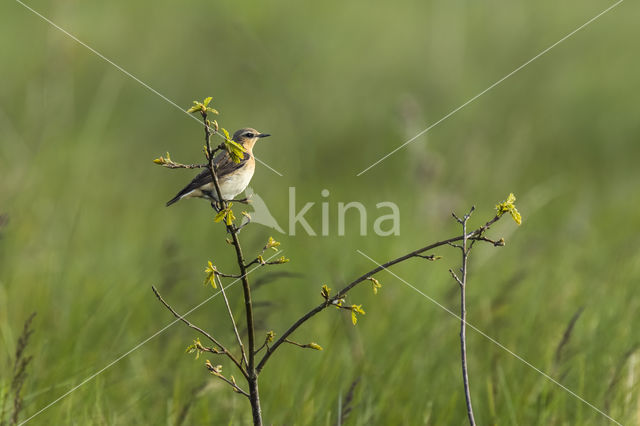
166 194 182 207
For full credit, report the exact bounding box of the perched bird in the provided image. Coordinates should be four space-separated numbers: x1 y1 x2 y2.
166 128 270 206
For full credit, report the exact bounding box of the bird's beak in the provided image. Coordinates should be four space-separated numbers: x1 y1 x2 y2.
257 133 271 138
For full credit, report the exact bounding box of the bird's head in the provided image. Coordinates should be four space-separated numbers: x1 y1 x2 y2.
232 128 270 150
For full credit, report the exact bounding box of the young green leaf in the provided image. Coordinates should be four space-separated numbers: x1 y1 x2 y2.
266 331 275 343
350 304 366 325
320 284 331 299
214 210 227 223
368 277 382 295
496 193 522 225
225 209 236 226
204 261 217 288
265 236 281 251
187 101 204 114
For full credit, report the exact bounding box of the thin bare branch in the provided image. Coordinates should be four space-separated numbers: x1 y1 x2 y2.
151 286 247 378
449 269 463 287
413 253 439 261
205 361 249 398
257 214 504 373
216 271 242 279
215 274 248 368
454 210 476 426
283 339 321 350
160 162 208 169
470 236 505 247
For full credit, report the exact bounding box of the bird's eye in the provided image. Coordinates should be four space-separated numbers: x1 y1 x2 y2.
245 133 254 138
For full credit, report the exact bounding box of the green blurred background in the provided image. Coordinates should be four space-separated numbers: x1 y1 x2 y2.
1 0 639 424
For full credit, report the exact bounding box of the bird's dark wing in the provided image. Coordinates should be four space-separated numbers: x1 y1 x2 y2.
166 150 251 206
213 149 251 179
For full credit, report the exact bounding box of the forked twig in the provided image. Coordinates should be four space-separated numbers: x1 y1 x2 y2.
151 286 247 378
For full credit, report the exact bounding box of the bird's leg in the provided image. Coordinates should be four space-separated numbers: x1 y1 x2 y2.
204 191 223 212
231 197 251 204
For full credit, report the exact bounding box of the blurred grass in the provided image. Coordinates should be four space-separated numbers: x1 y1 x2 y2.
1 0 640 424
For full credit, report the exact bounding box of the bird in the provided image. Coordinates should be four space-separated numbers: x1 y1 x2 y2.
166 128 270 206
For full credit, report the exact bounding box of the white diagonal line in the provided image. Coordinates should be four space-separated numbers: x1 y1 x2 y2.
356 249 621 425
14 0 283 177
19 250 283 425
255 157 283 176
356 0 624 176
13 0 189 120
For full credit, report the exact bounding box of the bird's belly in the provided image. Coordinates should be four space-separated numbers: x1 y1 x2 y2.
218 169 254 200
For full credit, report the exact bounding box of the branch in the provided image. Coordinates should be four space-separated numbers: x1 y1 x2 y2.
449 269 463 287
257 213 504 373
470 236 505 247
215 274 248 368
205 360 250 398
199 114 256 374
160 162 208 169
200 111 262 424
216 271 242 279
227 227 258 379
283 339 323 351
245 238 287 268
414 254 440 261
453 207 476 426
245 256 289 268
151 286 248 379
153 152 208 170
